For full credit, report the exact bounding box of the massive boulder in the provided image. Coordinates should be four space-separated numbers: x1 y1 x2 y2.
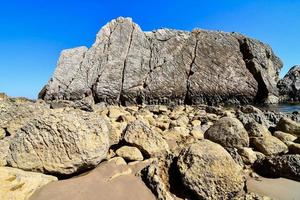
40 17 282 106
7 108 110 175
177 140 244 200
278 65 300 101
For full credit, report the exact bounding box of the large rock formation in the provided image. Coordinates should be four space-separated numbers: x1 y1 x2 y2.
39 17 282 106
278 65 300 101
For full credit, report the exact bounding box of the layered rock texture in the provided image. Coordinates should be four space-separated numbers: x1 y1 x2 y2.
278 65 300 102
39 17 282 106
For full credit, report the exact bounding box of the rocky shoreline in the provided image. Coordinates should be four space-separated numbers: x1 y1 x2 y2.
2 17 300 200
1 94 300 200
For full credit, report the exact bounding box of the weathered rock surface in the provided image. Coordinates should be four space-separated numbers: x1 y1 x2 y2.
116 146 144 161
273 131 297 143
0 139 10 166
177 140 244 200
40 17 282 106
278 65 300 101
254 155 300 181
246 122 288 155
204 117 249 148
0 167 57 200
0 99 48 136
7 108 110 175
123 120 169 157
276 117 300 136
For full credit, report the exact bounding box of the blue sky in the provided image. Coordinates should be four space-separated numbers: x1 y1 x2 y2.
0 0 299 99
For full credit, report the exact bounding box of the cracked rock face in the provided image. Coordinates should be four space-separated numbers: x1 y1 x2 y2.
278 65 300 102
40 17 282 105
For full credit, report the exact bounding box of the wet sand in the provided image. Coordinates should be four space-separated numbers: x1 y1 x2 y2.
247 176 300 200
29 161 156 200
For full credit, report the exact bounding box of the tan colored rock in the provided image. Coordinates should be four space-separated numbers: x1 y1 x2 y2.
142 159 176 200
190 129 204 139
108 106 127 119
246 122 288 156
154 115 170 131
124 120 169 157
0 167 57 200
108 157 127 166
162 126 190 141
172 115 189 128
109 121 127 145
177 140 244 199
204 117 249 148
238 147 257 165
191 119 201 127
116 146 143 161
0 139 9 166
0 92 8 101
7 108 109 175
106 149 116 160
276 117 300 136
273 131 297 143
251 135 288 156
0 100 48 136
0 127 5 139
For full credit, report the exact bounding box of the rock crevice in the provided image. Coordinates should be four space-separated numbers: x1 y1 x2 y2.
40 17 282 106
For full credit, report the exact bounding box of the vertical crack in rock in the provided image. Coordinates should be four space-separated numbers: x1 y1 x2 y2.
184 34 199 105
118 24 135 105
237 38 269 103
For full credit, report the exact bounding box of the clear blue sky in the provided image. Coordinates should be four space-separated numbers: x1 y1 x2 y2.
0 0 299 99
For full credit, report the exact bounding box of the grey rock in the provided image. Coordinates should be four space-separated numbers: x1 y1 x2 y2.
278 65 300 101
254 155 300 181
204 117 249 148
40 17 282 106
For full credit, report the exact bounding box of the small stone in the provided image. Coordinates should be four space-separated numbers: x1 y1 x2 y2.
238 147 257 165
162 127 190 141
108 157 127 165
116 146 144 161
123 120 169 157
191 120 201 127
